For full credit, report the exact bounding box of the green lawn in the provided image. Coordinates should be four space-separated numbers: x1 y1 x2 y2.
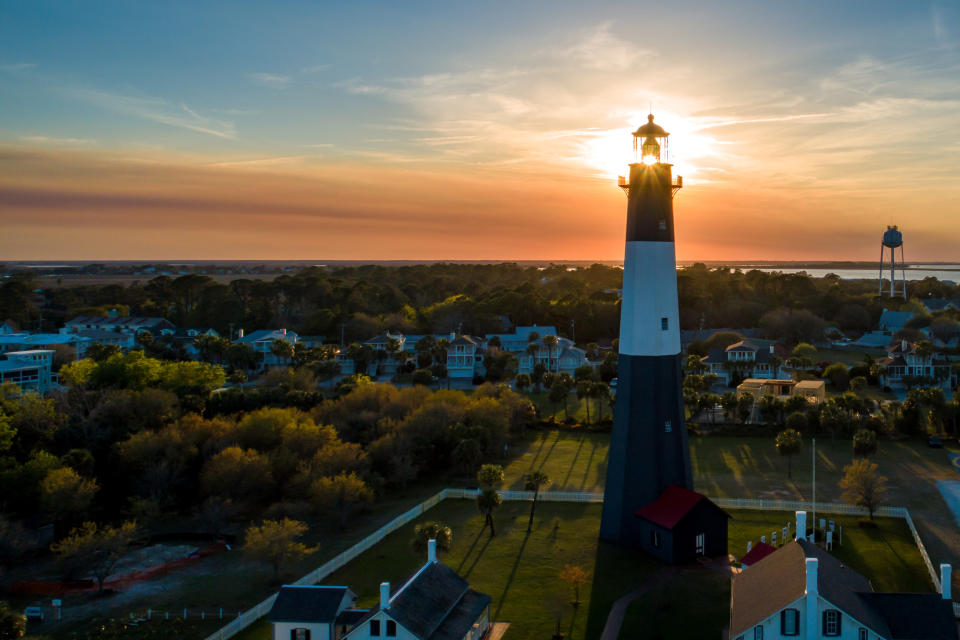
502 430 609 492
29 430 956 640
225 501 929 640
527 391 612 425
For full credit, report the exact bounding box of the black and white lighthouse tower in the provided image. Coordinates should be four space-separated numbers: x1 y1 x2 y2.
600 115 694 546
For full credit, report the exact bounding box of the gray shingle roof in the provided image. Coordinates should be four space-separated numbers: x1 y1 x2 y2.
858 593 958 640
427 589 491 640
389 562 469 638
267 585 351 623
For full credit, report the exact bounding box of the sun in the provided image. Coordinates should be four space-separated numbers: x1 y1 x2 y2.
578 111 719 183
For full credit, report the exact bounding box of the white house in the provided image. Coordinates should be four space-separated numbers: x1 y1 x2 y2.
234 329 299 369
730 512 956 640
700 341 786 386
267 585 362 640
0 333 90 359
878 340 952 390
267 541 491 640
0 350 55 394
447 335 481 379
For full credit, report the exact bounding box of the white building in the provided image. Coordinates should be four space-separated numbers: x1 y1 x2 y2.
700 340 785 386
267 541 491 640
878 340 952 390
234 329 299 369
0 333 90 359
730 512 956 640
0 350 55 394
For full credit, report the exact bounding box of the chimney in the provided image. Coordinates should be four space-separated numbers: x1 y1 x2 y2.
805 558 819 640
450 331 456 341
770 344 775 354
428 538 437 563
380 582 390 610
796 511 807 541
282 328 287 336
942 564 952 600
902 339 908 351
237 328 244 339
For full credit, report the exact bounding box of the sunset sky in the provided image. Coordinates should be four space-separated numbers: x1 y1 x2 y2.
2 1 959 261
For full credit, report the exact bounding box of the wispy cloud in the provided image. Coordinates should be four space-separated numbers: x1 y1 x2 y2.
301 64 332 74
247 72 292 89
20 135 96 145
67 88 237 139
544 22 655 71
0 62 36 72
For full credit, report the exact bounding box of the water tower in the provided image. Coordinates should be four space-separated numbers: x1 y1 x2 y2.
878 225 906 299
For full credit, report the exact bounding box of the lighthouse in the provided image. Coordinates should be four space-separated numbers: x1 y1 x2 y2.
600 115 696 547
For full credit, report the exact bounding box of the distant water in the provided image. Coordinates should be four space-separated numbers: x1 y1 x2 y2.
750 267 960 282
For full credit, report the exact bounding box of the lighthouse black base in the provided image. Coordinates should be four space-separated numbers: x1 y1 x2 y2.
599 352 692 546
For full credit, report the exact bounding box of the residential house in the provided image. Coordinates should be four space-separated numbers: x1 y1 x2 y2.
0 350 55 394
0 333 90 359
234 329 299 370
633 485 730 565
157 327 220 360
701 341 787 385
266 585 363 640
736 379 826 405
877 310 914 335
61 315 176 338
447 335 481 379
920 299 959 314
730 517 957 640
850 332 893 350
267 541 491 640
0 320 19 335
878 340 952 390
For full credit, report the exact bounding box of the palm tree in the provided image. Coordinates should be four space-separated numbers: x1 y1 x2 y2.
270 338 294 368
526 343 539 375
523 471 550 532
542 335 559 373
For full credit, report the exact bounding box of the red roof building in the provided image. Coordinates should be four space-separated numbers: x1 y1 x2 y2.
633 485 730 565
740 541 776 568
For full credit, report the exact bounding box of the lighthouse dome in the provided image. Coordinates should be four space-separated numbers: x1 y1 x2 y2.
633 114 668 138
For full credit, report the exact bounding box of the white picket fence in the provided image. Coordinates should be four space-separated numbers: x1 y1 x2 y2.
203 489 942 640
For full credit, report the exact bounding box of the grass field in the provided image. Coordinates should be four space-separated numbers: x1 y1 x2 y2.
24 430 957 640
228 501 929 640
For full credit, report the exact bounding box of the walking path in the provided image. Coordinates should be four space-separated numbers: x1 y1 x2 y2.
600 556 737 640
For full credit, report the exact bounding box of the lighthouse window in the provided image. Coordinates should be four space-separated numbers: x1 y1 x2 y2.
661 317 669 330
664 420 672 433
658 219 667 230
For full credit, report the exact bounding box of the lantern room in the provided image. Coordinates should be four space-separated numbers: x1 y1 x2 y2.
633 114 669 164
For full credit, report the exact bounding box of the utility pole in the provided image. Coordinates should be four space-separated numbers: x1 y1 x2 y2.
812 438 816 543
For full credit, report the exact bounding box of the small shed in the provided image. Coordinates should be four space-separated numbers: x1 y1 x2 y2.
634 485 730 565
740 541 776 569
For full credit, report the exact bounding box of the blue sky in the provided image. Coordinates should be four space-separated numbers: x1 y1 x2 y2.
1 1 958 259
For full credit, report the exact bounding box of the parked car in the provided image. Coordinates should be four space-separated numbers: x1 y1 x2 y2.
928 435 944 448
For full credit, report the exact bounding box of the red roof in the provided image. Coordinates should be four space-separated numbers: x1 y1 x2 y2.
741 542 776 566
634 485 711 529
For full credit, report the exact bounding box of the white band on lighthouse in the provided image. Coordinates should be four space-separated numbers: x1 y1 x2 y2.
618 241 681 357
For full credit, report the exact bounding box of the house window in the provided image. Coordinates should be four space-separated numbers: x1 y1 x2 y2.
386 620 397 637
661 317 669 330
823 610 841 636
658 219 667 231
859 629 867 640
753 625 763 640
291 629 310 640
650 530 662 548
371 620 381 636
780 609 799 636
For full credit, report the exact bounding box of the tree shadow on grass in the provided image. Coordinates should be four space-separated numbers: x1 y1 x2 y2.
561 435 586 489
493 530 531 621
462 529 495 581
581 440 601 491
457 517 488 574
